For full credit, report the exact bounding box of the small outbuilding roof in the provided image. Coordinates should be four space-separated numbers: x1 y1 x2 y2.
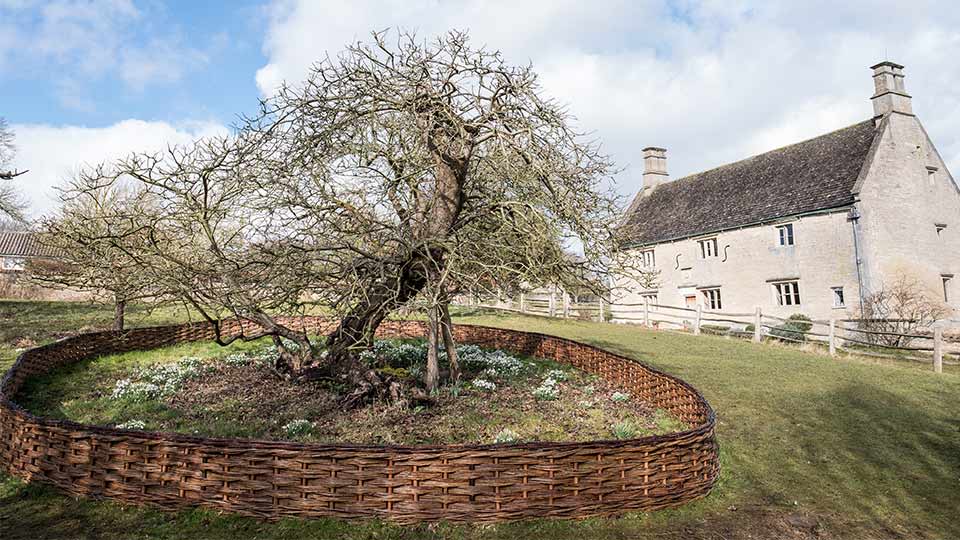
620 118 879 247
0 231 62 258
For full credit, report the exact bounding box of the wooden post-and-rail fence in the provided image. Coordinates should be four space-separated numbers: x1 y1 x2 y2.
463 294 954 374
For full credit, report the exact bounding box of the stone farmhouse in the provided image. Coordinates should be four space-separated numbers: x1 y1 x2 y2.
612 62 959 323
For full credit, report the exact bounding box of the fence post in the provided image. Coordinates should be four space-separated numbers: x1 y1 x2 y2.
599 297 605 322
694 304 702 335
644 299 650 327
549 289 556 317
828 318 837 356
753 307 762 343
934 326 943 374
563 290 570 319
519 292 525 314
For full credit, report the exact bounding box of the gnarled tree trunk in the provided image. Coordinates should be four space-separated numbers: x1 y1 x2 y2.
323 146 467 393
439 300 460 382
425 305 440 393
113 298 126 331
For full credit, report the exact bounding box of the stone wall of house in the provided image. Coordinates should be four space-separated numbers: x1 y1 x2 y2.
855 112 960 317
611 210 861 324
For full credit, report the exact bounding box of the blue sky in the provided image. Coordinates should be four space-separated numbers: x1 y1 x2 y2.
1 0 266 127
2 0 959 216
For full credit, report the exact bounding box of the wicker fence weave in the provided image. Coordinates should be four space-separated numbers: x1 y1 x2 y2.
0 318 719 523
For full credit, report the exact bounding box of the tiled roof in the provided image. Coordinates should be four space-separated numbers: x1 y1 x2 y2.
620 119 879 247
0 231 63 258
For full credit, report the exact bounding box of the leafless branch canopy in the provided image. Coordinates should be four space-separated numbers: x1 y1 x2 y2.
859 275 948 347
55 30 636 376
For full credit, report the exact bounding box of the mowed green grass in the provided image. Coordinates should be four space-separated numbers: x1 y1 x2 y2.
1 301 958 539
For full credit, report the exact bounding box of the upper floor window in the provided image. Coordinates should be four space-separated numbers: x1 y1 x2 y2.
701 288 722 310
936 224 947 238
640 249 655 268
943 275 953 303
773 280 801 306
776 223 795 246
832 286 845 308
927 166 938 186
698 237 719 259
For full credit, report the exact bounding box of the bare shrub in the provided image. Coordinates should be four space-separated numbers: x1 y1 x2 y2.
858 276 948 347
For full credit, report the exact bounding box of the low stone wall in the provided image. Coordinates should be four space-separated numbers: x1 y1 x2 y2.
0 317 719 523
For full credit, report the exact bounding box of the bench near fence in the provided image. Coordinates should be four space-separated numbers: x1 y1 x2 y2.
0 317 719 524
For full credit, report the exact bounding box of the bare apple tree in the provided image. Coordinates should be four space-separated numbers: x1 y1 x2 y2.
63 31 635 403
30 180 163 330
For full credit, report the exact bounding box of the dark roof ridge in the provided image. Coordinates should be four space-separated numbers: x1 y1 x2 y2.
620 118 881 247
666 118 877 187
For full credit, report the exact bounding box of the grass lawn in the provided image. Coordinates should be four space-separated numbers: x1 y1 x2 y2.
1 301 959 539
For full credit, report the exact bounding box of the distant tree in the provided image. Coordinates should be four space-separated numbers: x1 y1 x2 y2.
29 181 162 330
64 30 641 405
0 118 27 221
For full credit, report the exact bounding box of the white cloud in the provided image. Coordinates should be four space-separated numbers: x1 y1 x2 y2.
254 0 960 201
7 120 228 217
118 37 211 91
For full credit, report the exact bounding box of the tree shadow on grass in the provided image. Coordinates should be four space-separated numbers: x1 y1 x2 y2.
584 334 960 538
792 382 960 537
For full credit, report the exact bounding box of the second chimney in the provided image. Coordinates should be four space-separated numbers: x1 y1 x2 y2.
642 147 669 192
871 61 912 117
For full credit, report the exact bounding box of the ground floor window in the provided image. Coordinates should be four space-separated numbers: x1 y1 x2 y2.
943 275 953 303
640 293 658 306
773 281 801 306
832 286 845 308
701 288 722 310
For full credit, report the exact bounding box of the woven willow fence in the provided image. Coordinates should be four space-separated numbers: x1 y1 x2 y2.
0 317 719 523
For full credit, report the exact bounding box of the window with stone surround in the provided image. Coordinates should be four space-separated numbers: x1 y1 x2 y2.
773 280 801 306
832 286 845 308
936 223 947 238
943 275 952 303
701 288 722 310
640 292 658 306
698 237 719 259
640 248 655 268
776 223 795 246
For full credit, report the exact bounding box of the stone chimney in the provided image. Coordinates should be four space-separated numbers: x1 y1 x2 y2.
642 147 669 192
871 61 912 117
